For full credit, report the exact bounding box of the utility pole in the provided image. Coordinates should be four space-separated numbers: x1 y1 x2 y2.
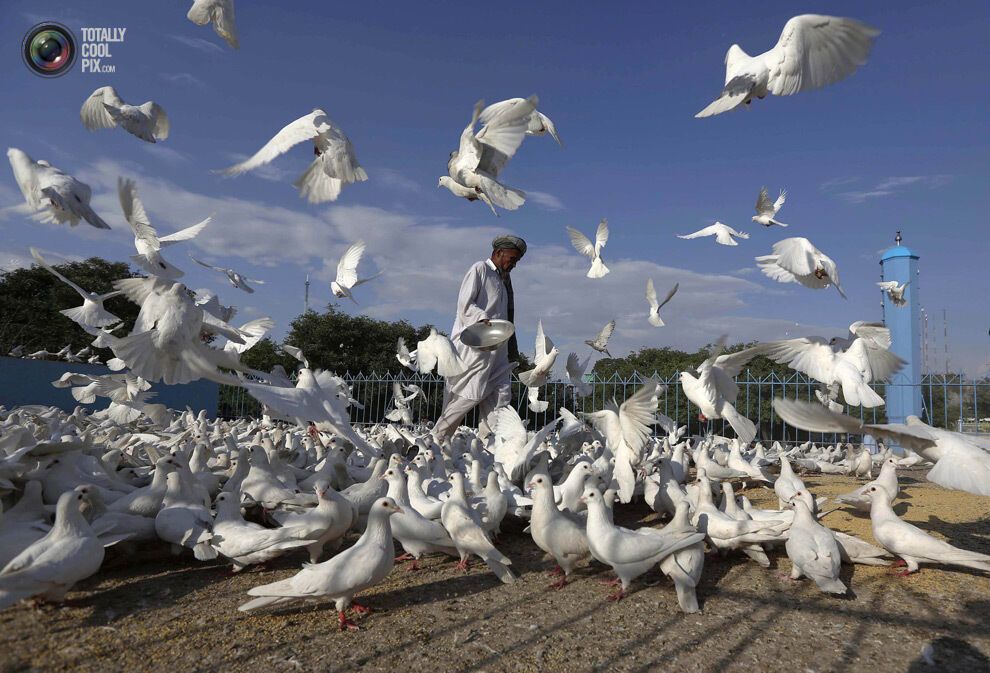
304 274 310 313
942 308 950 375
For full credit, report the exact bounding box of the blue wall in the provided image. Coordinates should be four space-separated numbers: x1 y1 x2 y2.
0 356 219 417
880 245 922 424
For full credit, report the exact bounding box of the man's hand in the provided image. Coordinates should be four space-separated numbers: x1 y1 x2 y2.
478 319 492 326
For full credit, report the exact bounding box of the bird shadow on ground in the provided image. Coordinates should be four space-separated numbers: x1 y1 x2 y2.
903 636 990 673
922 514 990 554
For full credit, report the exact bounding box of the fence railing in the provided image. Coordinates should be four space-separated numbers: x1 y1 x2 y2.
216 371 990 444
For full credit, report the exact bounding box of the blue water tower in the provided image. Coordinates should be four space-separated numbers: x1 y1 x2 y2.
880 231 922 424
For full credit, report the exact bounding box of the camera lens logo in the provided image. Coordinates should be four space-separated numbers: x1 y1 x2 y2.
22 23 77 77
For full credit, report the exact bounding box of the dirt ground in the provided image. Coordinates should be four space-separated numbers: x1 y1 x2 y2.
2 468 990 673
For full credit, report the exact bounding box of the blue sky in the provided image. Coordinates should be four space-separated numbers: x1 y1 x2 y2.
1 0 988 374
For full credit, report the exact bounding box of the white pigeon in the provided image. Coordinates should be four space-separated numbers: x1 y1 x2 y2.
756 237 846 298
222 317 275 358
582 485 706 601
240 497 403 630
80 86 169 143
331 240 381 303
210 492 311 571
194 288 236 323
657 500 706 613
414 329 466 377
0 490 107 609
527 473 589 588
107 276 247 385
585 319 615 356
752 187 789 227
478 98 562 145
565 352 593 397
646 279 679 327
680 338 766 444
773 398 990 498
155 471 217 560
7 148 110 229
761 325 904 408
490 407 560 483
581 379 663 503
695 15 880 118
222 109 366 203
878 280 909 307
783 494 846 594
395 337 417 370
439 97 537 215
862 484 990 575
30 248 122 328
526 386 549 413
567 219 610 278
517 320 559 389
678 222 748 246
385 382 419 425
186 0 238 49
441 473 515 584
118 177 210 279
189 256 264 294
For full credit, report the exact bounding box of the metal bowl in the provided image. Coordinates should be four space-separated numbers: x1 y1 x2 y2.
460 320 515 351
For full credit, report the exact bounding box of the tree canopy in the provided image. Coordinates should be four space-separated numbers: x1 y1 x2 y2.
0 257 140 356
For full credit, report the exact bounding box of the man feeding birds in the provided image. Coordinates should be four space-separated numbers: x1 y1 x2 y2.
432 235 526 441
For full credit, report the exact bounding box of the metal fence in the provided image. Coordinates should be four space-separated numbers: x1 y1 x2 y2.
216 371 990 444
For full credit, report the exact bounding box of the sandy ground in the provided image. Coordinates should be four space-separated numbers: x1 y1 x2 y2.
2 468 990 673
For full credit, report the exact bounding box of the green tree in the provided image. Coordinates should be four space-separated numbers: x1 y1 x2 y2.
284 304 437 374
0 257 140 356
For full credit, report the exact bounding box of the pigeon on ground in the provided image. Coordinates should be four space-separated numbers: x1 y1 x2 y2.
756 237 846 298
695 14 880 118
80 86 169 143
30 249 122 328
186 0 238 49
211 492 312 571
7 148 111 229
154 471 217 560
382 467 458 570
222 109 366 203
583 485 705 601
783 492 847 594
440 473 515 584
0 490 107 608
330 240 381 304
527 473 590 588
270 481 356 563
239 497 403 630
658 500 705 613
863 485 990 575
752 187 789 227
678 222 748 246
567 219 610 278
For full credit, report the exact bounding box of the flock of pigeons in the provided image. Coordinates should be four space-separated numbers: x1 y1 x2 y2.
2 5 988 632
2 389 990 626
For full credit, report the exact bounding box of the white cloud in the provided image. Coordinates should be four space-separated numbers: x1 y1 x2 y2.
138 144 190 165
160 72 207 89
836 175 952 203
527 190 565 211
66 157 853 377
167 34 225 54
371 168 424 194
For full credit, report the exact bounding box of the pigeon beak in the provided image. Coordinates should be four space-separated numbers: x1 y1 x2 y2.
393 505 404 514
526 482 536 490
579 496 587 504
